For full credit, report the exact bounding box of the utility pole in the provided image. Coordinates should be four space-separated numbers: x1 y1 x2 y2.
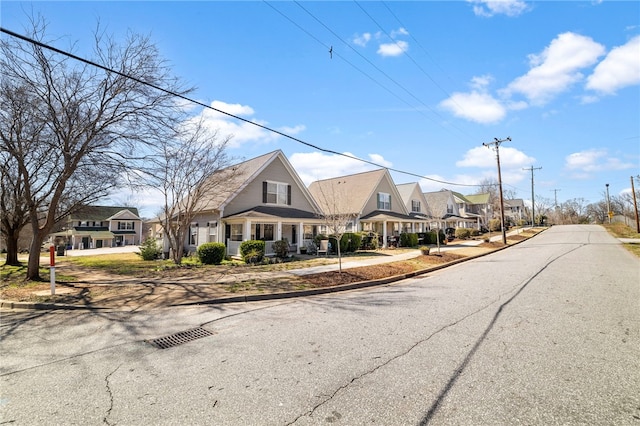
606 183 611 224
631 176 639 233
551 188 561 208
483 137 510 244
551 188 561 225
523 166 542 226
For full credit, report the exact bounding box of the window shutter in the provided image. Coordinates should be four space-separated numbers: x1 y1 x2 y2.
389 196 391 211
377 193 381 210
287 185 292 205
263 181 267 203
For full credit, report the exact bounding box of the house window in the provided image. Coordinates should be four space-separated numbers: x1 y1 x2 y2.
263 181 291 205
80 221 88 227
411 200 421 213
377 193 391 210
252 223 275 241
117 221 134 230
303 225 317 240
230 224 243 242
189 224 198 245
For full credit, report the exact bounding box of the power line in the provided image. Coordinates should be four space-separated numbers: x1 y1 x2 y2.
0 25 482 188
355 0 458 106
289 1 465 136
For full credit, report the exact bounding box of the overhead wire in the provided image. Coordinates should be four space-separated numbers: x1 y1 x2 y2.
290 0 464 136
354 0 458 108
0 25 483 188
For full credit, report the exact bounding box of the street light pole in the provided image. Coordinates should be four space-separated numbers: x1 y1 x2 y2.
483 137 510 245
606 183 611 224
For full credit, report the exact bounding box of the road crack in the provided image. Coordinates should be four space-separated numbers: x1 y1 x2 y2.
285 300 498 425
103 364 122 425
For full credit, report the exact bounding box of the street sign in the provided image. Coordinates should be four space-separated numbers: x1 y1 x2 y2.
608 211 614 218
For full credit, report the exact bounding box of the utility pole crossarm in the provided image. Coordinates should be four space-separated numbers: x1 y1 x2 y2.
483 137 511 245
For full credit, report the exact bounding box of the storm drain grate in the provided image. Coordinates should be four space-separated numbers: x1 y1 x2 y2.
147 327 215 349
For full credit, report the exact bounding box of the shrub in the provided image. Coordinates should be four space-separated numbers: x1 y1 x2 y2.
470 229 480 237
272 240 290 259
197 242 226 265
137 238 162 261
455 228 471 240
340 232 362 253
358 232 379 250
424 230 447 245
400 233 419 247
240 240 265 264
489 219 502 232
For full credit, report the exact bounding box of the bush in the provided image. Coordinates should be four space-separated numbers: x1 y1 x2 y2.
137 238 162 261
424 230 446 245
272 240 290 259
455 228 471 240
340 232 362 253
240 240 265 264
400 233 419 247
489 219 502 232
358 232 379 250
197 242 226 265
470 229 480 237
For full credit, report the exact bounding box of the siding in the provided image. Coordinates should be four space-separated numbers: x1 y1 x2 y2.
224 156 315 216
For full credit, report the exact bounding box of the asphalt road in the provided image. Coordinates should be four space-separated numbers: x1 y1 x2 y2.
1 225 638 425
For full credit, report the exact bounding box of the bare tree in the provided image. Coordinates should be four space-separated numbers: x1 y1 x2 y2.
561 198 589 224
311 179 357 273
475 177 517 219
137 118 237 265
0 18 188 279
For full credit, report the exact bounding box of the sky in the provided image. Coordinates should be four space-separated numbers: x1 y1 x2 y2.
2 0 639 218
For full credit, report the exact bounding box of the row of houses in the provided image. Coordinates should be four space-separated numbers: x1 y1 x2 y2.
51 150 526 256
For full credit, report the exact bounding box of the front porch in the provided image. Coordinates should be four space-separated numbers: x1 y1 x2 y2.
222 206 324 258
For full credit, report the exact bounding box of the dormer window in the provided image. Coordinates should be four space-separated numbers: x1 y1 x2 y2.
411 200 421 213
377 192 391 210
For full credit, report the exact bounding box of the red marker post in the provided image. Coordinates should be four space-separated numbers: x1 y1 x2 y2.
49 245 56 295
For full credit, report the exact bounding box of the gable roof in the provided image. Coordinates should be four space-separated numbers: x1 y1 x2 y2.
395 182 419 203
464 193 490 205
69 206 141 221
423 189 457 219
193 150 321 214
308 168 409 217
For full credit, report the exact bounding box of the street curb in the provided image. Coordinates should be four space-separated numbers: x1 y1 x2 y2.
0 300 109 311
2 230 543 311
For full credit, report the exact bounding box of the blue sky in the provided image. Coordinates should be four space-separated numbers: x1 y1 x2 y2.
2 1 639 218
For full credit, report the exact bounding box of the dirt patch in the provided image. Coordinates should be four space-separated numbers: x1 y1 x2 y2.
1 247 497 307
301 252 466 287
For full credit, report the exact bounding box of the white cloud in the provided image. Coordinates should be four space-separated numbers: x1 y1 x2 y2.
586 35 640 95
390 27 409 38
440 75 507 123
503 32 606 105
469 0 530 17
565 149 636 176
440 91 506 124
456 146 536 169
189 100 304 148
377 40 408 57
289 151 392 185
353 32 372 47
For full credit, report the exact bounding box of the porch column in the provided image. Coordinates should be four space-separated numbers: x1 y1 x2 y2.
244 220 252 241
382 220 388 248
298 222 304 254
276 221 282 241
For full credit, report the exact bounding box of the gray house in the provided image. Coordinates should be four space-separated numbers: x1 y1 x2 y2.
309 169 424 248
172 150 325 257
